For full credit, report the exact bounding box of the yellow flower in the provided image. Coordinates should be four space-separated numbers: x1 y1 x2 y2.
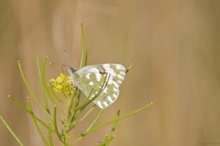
49 73 74 97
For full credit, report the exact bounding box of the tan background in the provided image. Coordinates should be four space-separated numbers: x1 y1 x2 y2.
0 0 220 146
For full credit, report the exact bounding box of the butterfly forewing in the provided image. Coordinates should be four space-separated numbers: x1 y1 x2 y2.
69 64 126 109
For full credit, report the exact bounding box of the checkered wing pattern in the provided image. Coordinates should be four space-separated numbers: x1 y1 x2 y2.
68 64 126 109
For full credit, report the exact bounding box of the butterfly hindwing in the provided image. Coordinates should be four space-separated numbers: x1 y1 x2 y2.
69 64 126 109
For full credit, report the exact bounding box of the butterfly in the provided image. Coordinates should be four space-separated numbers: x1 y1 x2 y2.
67 64 126 109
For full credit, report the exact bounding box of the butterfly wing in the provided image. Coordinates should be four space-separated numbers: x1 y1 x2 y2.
70 64 126 109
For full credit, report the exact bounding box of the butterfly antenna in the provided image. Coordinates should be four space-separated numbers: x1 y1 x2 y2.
63 49 71 67
61 64 67 73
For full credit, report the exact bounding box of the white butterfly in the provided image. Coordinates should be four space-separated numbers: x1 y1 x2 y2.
68 64 126 109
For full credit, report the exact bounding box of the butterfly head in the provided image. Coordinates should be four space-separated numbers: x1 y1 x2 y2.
67 67 77 75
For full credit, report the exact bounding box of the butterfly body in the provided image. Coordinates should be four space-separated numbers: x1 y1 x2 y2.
68 64 126 109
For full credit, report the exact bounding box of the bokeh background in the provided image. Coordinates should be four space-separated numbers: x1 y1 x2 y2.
1 0 220 146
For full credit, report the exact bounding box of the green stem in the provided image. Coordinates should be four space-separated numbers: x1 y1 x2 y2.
53 105 65 144
37 56 49 111
72 110 104 144
84 48 88 66
48 123 54 146
126 63 134 73
17 60 53 121
79 106 95 122
80 22 85 68
83 110 104 134
86 103 153 134
0 114 24 146
70 89 81 123
8 95 51 131
27 98 49 146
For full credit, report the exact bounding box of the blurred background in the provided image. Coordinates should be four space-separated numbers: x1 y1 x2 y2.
0 0 220 146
